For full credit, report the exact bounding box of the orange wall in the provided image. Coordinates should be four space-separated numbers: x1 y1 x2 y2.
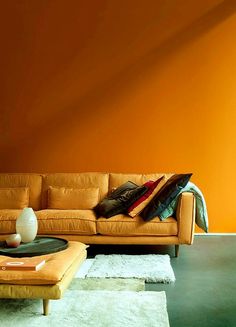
0 1 236 232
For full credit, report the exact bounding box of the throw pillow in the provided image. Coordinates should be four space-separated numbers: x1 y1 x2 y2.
47 187 100 209
159 181 208 232
127 176 164 217
94 181 148 218
0 187 29 209
141 173 192 221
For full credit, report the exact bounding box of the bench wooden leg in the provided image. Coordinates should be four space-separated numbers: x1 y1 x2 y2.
175 245 180 257
43 299 50 315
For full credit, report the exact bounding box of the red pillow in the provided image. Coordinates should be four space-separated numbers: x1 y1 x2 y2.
127 176 164 217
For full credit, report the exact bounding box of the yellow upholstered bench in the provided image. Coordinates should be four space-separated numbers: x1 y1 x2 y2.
0 241 87 315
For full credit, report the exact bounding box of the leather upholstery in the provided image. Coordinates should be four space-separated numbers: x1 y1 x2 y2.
36 209 97 235
176 192 195 244
128 177 166 217
141 173 192 221
97 215 177 236
42 173 109 208
0 172 195 246
24 234 180 245
94 181 148 218
109 173 174 190
0 241 86 285
0 249 86 299
0 187 29 209
47 186 99 209
0 209 21 234
0 174 42 210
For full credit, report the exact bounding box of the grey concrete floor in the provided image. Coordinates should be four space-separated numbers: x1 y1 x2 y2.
87 235 236 327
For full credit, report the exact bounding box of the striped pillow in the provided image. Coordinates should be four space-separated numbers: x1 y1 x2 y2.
127 176 164 217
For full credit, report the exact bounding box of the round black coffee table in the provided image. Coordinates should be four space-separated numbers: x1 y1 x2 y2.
0 236 68 257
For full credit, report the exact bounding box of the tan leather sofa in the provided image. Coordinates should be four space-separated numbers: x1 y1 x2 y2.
0 173 196 256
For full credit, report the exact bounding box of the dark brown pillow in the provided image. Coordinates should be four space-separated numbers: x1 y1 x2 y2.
140 173 192 221
94 181 148 218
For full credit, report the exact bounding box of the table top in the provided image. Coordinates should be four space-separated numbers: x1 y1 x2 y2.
0 236 68 257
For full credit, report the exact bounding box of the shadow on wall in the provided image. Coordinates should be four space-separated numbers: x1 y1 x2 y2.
1 0 236 171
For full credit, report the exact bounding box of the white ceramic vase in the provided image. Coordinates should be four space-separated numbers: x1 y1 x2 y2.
16 207 38 243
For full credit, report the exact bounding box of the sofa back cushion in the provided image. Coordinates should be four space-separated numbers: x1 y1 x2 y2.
42 173 109 209
109 173 174 191
0 174 42 210
48 187 99 209
0 187 29 209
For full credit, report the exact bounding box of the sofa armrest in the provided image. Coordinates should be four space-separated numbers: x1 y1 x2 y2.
176 192 195 244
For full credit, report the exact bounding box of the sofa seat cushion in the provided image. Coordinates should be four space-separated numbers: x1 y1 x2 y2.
96 215 177 236
0 209 22 234
36 210 97 235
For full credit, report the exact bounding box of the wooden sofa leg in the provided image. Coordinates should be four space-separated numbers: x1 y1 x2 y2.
43 299 50 315
175 245 180 257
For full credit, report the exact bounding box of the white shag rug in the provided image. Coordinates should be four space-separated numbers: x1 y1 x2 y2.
78 254 175 283
70 277 145 291
0 290 169 327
